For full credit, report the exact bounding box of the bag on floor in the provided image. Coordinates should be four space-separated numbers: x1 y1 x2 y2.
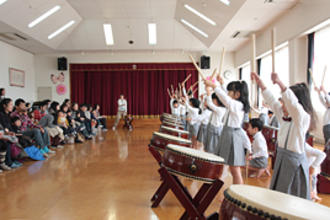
24 146 45 161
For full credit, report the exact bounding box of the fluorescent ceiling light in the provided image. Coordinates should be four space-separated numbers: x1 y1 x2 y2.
103 24 114 45
0 0 8 6
28 5 61 28
48 20 75 39
219 0 230 6
184 4 216 26
180 19 208 38
148 23 157 45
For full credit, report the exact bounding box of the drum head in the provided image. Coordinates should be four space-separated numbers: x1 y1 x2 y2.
226 185 330 220
161 125 189 134
153 132 191 144
166 144 224 164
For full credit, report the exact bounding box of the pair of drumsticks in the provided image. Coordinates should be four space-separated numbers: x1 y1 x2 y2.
167 75 199 100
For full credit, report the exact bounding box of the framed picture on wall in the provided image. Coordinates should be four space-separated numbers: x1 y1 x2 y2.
9 68 25 87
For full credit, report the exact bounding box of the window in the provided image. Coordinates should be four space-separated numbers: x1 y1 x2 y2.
313 26 330 91
311 25 330 116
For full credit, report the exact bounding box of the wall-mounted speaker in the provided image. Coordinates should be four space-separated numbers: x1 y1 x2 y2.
57 57 67 71
200 55 210 69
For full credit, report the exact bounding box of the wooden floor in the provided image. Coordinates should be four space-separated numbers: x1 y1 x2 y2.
0 119 329 220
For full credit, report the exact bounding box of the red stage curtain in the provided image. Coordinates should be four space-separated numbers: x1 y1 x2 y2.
70 63 198 116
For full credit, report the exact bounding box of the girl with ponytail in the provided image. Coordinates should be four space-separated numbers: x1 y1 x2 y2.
204 76 251 185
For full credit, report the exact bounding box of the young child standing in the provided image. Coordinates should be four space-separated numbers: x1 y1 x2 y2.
184 96 202 149
252 72 315 199
204 90 226 154
246 118 270 178
196 95 212 148
204 76 250 184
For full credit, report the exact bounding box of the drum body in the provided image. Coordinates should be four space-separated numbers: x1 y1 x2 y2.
160 126 189 139
162 144 224 182
162 120 184 130
160 113 181 123
220 185 330 220
149 132 191 151
261 125 278 153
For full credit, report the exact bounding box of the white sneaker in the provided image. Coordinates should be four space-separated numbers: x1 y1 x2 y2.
112 126 116 131
0 163 12 171
0 169 3 173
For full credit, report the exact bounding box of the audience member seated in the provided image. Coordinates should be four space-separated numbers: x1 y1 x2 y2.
11 98 55 157
94 104 108 131
0 87 105 172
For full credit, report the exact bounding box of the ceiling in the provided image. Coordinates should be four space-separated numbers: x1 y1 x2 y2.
0 0 299 54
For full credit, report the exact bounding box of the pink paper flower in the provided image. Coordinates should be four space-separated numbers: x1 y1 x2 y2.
56 84 67 95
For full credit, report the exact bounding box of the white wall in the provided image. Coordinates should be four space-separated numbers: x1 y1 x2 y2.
34 50 237 103
0 41 36 103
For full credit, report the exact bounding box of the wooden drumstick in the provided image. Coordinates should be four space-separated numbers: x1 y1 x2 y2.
182 74 192 85
167 88 171 97
192 88 198 95
251 34 256 73
321 65 327 87
191 81 198 90
218 47 225 76
271 28 276 73
309 68 317 87
189 55 206 80
211 68 217 80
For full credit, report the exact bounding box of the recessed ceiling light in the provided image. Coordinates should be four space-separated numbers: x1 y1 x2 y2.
48 20 75 40
103 24 114 45
28 5 61 28
180 19 208 38
219 0 230 6
0 0 8 6
148 23 157 45
184 4 216 26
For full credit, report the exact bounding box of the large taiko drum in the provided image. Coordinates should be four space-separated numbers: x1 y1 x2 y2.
159 125 189 139
220 185 330 220
160 113 181 123
162 120 185 130
162 144 224 182
150 132 191 151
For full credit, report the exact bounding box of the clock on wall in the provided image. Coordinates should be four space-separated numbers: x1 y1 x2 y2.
223 70 232 79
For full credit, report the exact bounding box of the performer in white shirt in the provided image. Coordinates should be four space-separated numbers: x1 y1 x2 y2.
315 86 330 143
112 94 127 131
305 143 326 202
252 72 316 199
246 118 270 178
204 76 251 185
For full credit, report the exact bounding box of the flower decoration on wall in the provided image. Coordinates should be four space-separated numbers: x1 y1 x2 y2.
56 84 67 95
51 72 65 84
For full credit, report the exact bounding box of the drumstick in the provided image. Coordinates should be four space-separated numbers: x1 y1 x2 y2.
308 68 317 87
251 34 256 73
171 84 174 94
191 81 198 89
167 88 171 97
218 47 225 76
182 74 192 85
271 28 276 73
211 68 217 80
321 65 327 87
192 88 198 95
189 55 206 80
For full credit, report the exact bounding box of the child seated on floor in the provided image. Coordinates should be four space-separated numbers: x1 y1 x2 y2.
305 143 326 202
246 118 270 178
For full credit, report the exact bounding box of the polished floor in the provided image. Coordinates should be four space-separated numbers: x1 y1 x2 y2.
0 119 329 220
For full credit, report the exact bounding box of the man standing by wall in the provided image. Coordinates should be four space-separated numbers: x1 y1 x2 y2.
112 94 127 131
